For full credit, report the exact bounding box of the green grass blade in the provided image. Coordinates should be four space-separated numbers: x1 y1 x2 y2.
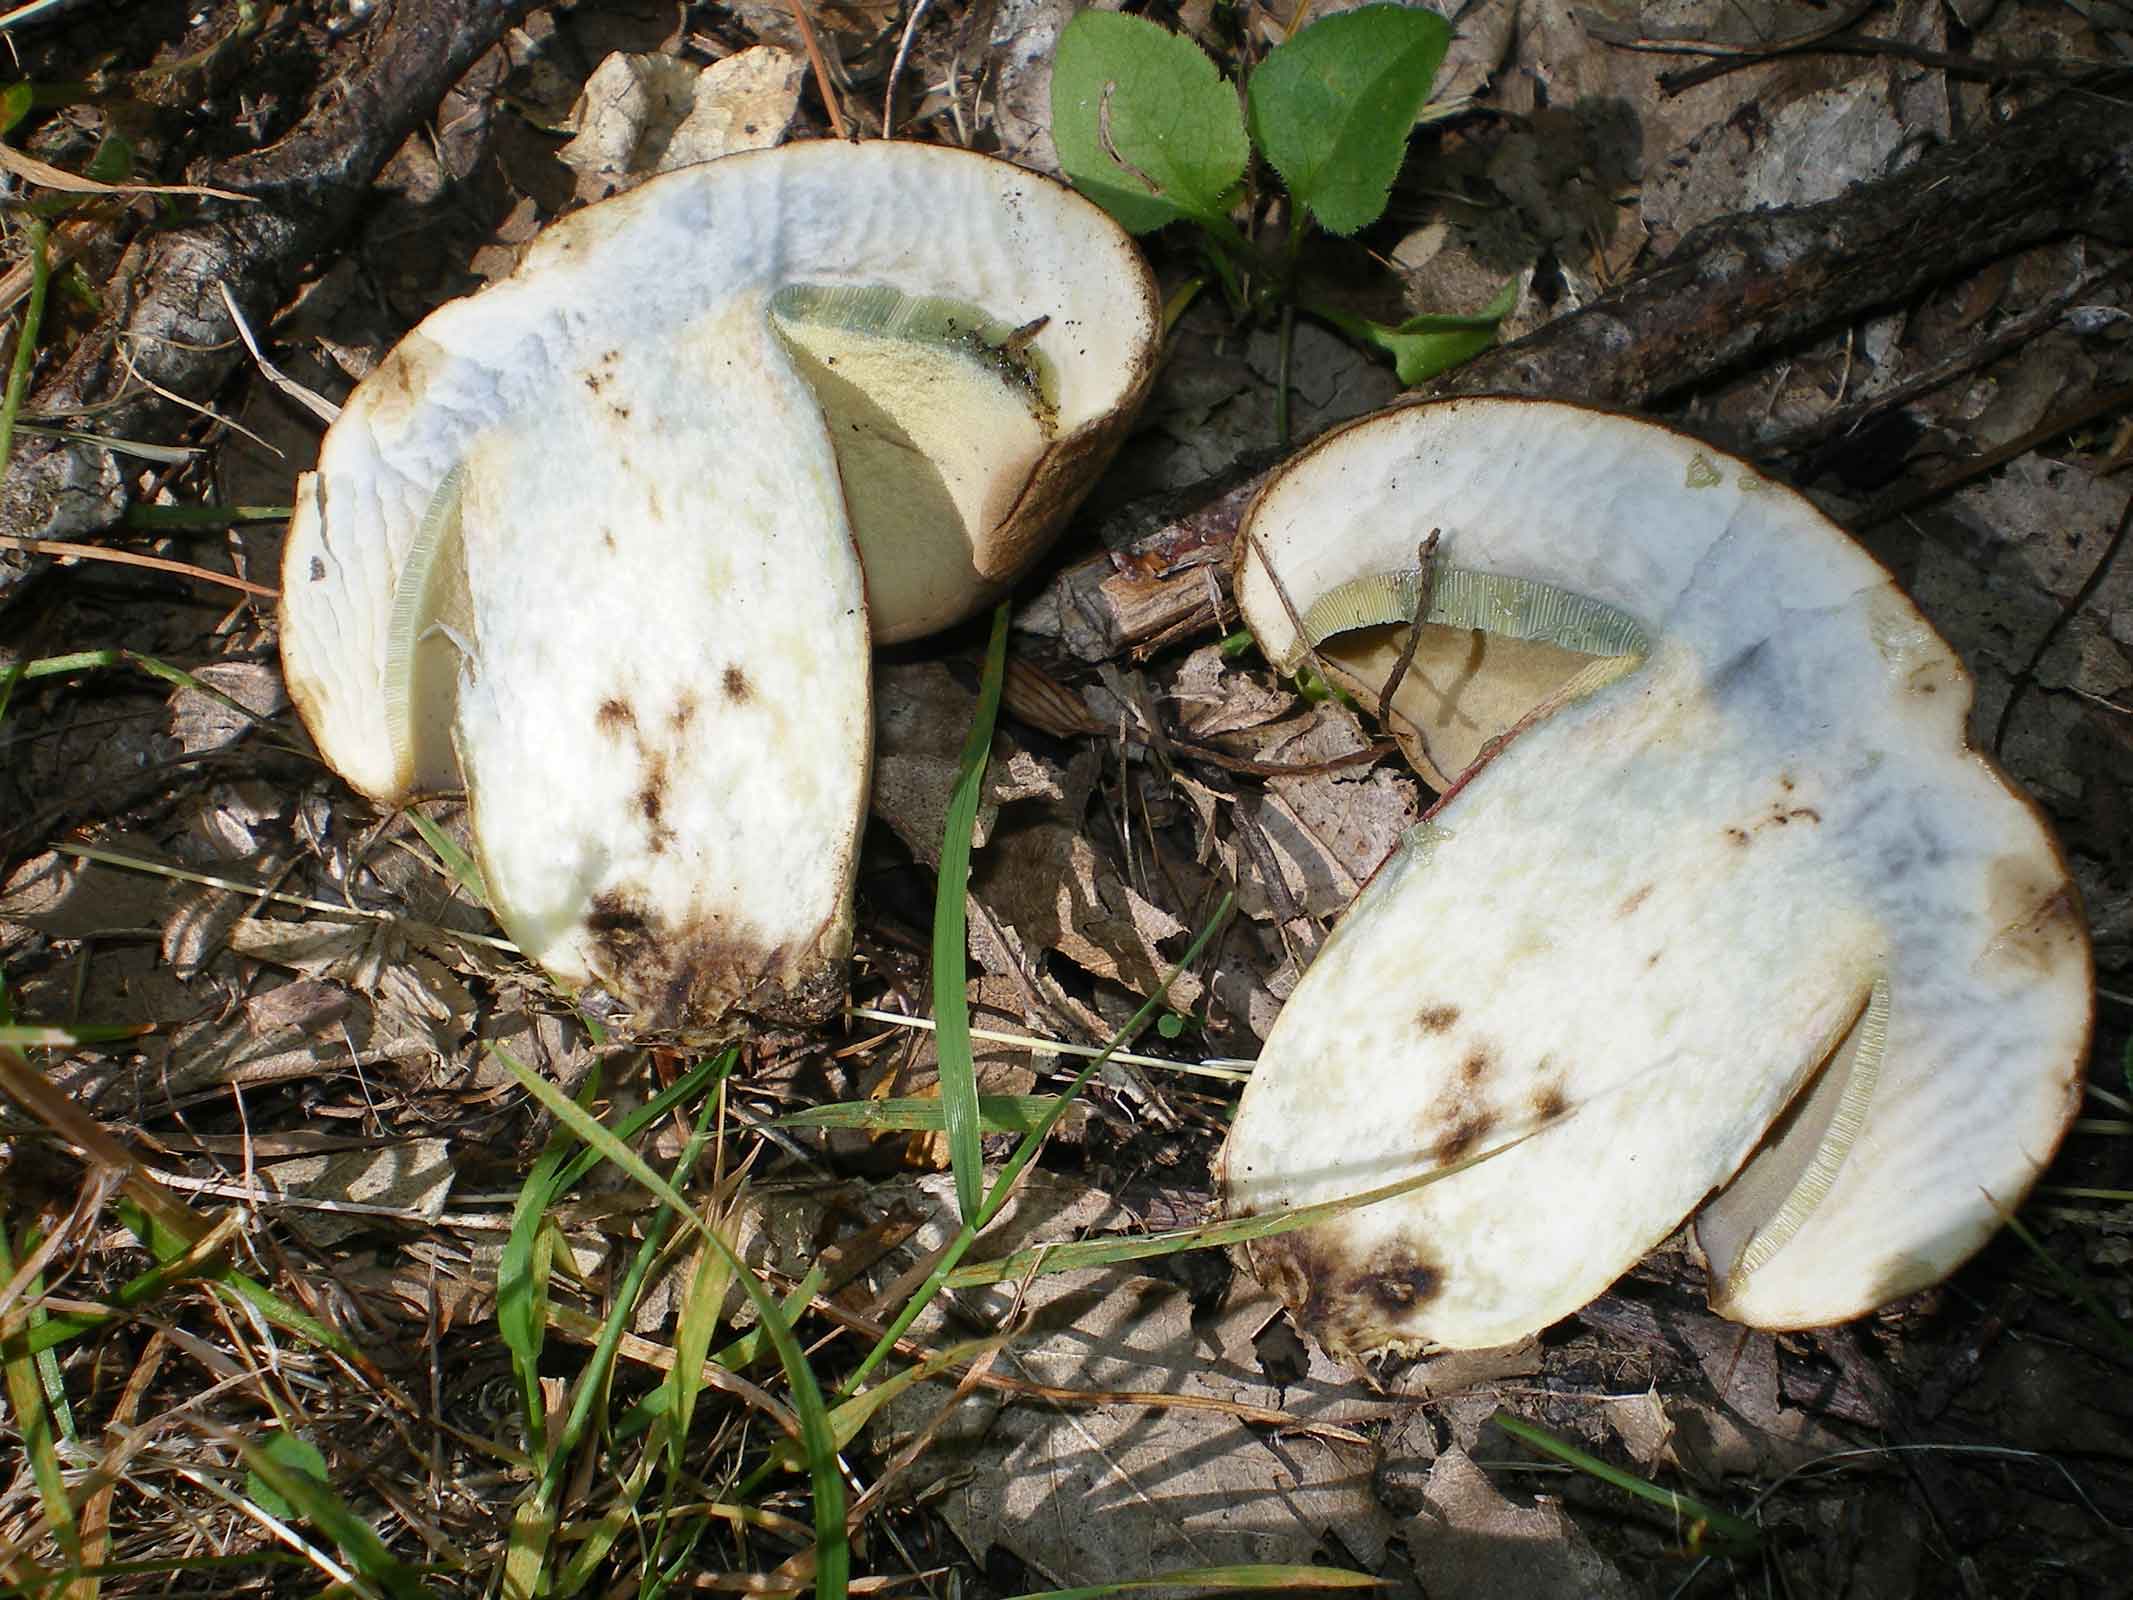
772 1095 1057 1135
1999 1212 2133 1365
663 1188 738 1471
841 894 1235 1397
8 1207 357 1364
494 1048 731 1452
766 1336 1002 1475
1005 1564 1382 1600
497 1062 600 1460
494 1050 850 1600
1491 1413 1760 1553
122 503 292 530
0 217 49 470
0 1228 80 1567
942 1136 1523 1288
14 649 294 748
709 1264 826 1371
403 807 490 908
936 602 1011 1226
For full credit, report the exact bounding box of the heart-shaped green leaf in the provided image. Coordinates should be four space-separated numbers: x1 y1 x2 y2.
1247 4 1451 236
1051 11 1248 235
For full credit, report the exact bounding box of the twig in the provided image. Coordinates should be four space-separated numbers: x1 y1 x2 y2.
1864 380 2133 526
1992 491 2133 758
785 0 849 140
881 0 935 136
1764 264 2130 458
1376 529 1439 729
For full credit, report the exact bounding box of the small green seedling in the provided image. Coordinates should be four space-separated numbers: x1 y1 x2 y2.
1052 5 1507 398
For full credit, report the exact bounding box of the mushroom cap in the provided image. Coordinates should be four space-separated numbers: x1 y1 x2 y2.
1222 398 2091 1353
279 141 1157 1031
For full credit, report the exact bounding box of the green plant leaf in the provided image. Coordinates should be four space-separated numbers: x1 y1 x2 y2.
243 1432 328 1522
225 1429 431 1600
1310 276 1515 385
1051 11 1248 236
83 133 132 185
0 82 31 137
1247 4 1451 236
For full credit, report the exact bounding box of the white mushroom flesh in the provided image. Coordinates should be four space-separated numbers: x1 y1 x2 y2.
280 141 1157 1030
1224 399 2090 1352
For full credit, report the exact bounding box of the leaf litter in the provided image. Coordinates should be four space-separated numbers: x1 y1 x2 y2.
1 0 2130 1597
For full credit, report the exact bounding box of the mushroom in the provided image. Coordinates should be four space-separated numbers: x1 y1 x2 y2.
1220 398 2091 1354
280 141 1157 1032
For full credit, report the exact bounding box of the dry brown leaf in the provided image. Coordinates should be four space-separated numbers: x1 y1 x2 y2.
1409 1446 1636 1599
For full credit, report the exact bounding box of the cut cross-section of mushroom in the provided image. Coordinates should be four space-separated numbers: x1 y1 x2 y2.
280 141 1158 1033
1221 398 2091 1354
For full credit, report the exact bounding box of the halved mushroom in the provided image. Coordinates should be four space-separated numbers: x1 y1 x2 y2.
280 141 1158 1032
1220 398 2091 1353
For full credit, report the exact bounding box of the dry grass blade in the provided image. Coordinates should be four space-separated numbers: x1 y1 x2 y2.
0 141 254 200
844 1007 1252 1082
0 535 278 598
0 1043 210 1250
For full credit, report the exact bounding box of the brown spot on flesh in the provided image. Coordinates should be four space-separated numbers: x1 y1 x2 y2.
1723 826 1750 847
595 697 635 735
1433 1108 1498 1166
1983 865 2087 977
1533 1082 1570 1123
601 530 618 553
1459 1048 1491 1086
1352 1251 1443 1314
1618 884 1653 918
723 665 750 702
1242 1223 1449 1359
671 692 699 733
1415 1003 1460 1034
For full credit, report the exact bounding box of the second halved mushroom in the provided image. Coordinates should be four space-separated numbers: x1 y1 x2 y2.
1221 398 2091 1354
280 141 1157 1033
